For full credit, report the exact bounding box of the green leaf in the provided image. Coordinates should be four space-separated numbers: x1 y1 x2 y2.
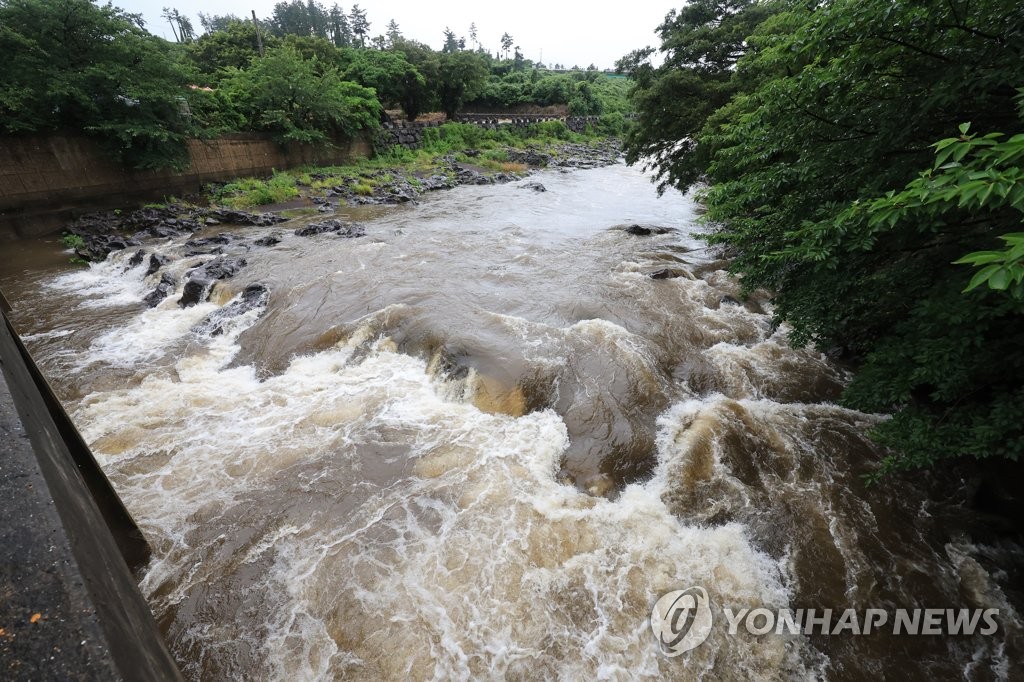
964 264 1000 292
989 267 1012 290
953 251 1006 266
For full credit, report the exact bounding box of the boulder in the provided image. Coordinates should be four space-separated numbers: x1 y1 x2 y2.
143 273 177 308
192 283 270 336
178 256 247 307
294 220 366 238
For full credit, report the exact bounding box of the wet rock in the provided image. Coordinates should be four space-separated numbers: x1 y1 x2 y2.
208 209 287 227
138 224 189 240
192 283 270 336
294 220 366 238
178 256 247 307
720 295 741 305
649 268 684 280
184 233 234 256
205 217 220 226
128 250 147 268
146 254 170 276
254 234 282 247
143 273 177 308
74 234 141 263
521 181 547 192
622 224 674 237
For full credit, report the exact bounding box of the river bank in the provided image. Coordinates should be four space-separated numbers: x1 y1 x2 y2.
61 129 622 266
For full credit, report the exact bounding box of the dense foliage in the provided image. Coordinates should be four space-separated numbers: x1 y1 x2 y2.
220 47 379 144
625 0 1024 471
0 0 631 171
0 0 193 169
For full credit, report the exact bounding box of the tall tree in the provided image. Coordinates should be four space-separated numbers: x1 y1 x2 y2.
326 3 351 47
349 4 369 47
442 26 459 53
468 22 478 50
385 19 401 46
500 32 513 59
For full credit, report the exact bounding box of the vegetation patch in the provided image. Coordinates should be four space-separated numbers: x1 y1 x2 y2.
211 172 299 208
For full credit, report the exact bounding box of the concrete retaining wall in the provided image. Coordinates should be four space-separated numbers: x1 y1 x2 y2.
0 134 371 239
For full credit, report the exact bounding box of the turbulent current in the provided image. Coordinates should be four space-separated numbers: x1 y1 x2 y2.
2 163 1021 680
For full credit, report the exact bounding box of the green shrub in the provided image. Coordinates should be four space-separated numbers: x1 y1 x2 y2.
60 233 85 250
213 171 299 208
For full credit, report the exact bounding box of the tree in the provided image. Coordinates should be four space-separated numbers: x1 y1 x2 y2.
385 19 401 46
435 50 488 118
188 20 281 77
468 22 478 50
617 0 775 192
500 32 513 59
326 4 351 47
442 27 459 53
162 7 194 43
338 47 424 110
635 0 1024 471
349 4 369 47
391 38 440 119
513 45 524 71
220 45 380 143
198 12 242 33
0 0 193 169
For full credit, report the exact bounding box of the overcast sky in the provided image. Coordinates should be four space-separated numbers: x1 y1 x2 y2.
118 0 675 69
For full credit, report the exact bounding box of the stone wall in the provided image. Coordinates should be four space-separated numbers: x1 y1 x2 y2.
0 133 371 239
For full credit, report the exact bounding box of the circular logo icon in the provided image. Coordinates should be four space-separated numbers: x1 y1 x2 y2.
650 586 713 656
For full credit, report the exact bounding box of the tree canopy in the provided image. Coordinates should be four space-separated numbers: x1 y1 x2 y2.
0 0 196 168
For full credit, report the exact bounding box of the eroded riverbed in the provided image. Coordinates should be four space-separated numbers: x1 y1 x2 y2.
2 163 1020 680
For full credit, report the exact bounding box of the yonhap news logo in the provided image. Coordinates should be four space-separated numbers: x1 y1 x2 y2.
649 587 714 656
650 586 1000 655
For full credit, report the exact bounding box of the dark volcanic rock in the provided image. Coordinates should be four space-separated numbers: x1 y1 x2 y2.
74 234 141 263
649 268 685 280
208 209 287 227
521 181 547 192
143 273 177 308
178 256 247 307
294 220 366 238
622 224 675 237
146 253 170 276
192 283 270 336
128 250 147 268
184 233 235 256
421 174 455 191
254 234 282 247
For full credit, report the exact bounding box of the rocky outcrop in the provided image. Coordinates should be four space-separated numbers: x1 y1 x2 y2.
192 283 270 336
620 224 676 237
143 273 177 308
178 256 247 308
294 219 366 238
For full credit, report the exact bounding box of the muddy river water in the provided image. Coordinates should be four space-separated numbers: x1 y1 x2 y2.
1 162 1020 680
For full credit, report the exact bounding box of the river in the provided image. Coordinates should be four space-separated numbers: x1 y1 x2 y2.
1 162 1020 680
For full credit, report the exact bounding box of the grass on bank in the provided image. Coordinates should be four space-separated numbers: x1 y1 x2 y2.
207 121 616 208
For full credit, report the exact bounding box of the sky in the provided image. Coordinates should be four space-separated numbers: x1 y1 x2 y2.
118 0 676 70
